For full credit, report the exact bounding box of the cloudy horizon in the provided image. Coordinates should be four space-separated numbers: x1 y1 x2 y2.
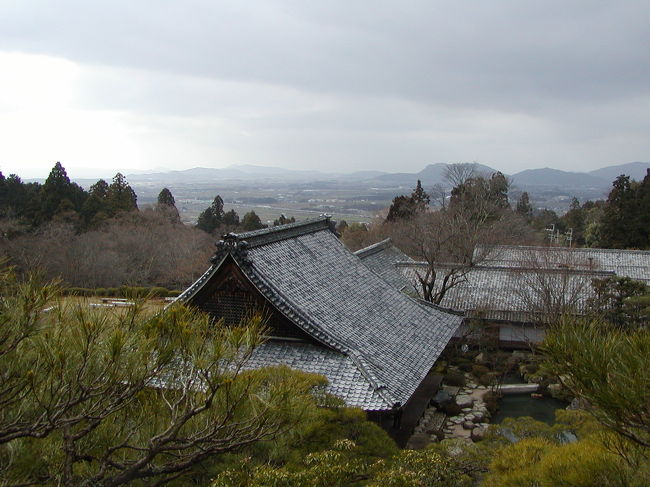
1 1 648 179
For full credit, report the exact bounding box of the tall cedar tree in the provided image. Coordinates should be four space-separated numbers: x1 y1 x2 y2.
598 171 650 249
155 187 180 222
40 162 87 223
386 180 430 222
196 195 225 233
107 173 138 214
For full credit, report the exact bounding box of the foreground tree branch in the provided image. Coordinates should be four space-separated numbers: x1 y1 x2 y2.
0 271 323 486
542 317 650 449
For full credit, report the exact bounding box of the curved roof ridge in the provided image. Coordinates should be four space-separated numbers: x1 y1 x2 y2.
398 261 615 277
483 244 650 256
242 262 354 355
231 216 333 248
354 238 392 258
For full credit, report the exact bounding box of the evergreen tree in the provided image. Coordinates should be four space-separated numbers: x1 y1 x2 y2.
241 210 265 231
196 196 225 233
89 179 109 199
157 187 176 207
599 175 644 248
155 187 180 222
107 173 138 214
386 180 430 222
515 192 533 221
81 179 111 226
223 209 240 227
40 162 87 222
449 171 511 223
410 179 430 213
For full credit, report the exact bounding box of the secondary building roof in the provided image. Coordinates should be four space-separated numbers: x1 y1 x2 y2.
398 262 612 322
477 245 650 284
178 217 461 411
354 238 416 293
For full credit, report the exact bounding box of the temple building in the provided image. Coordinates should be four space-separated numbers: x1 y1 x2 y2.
177 217 462 445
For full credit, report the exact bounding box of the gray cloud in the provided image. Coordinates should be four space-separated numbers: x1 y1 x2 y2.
0 1 648 176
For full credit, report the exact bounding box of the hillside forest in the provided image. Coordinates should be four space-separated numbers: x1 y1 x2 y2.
0 162 649 293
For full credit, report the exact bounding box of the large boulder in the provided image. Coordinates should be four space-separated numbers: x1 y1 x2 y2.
432 389 452 407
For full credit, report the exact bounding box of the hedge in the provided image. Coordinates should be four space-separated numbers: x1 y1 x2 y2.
62 286 182 298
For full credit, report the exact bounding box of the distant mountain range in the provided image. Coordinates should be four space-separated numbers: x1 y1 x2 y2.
126 161 650 190
511 162 650 189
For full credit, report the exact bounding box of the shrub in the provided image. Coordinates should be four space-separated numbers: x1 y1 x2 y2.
441 401 462 416
525 363 539 375
478 373 495 387
472 364 490 377
168 290 182 297
483 391 500 415
150 287 170 298
64 287 89 296
445 371 466 387
458 362 473 373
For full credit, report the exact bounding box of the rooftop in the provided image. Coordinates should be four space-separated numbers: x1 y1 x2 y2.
355 238 416 292
179 217 462 410
398 262 612 322
477 245 650 284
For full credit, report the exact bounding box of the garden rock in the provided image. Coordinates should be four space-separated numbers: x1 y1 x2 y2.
456 394 474 408
471 426 488 442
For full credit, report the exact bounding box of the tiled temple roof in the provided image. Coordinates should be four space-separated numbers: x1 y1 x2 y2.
355 239 417 293
398 262 612 322
477 245 650 284
178 217 462 410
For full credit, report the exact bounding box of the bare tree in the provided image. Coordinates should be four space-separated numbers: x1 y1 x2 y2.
3 211 213 289
388 209 524 304
389 200 530 306
443 162 480 188
512 247 601 325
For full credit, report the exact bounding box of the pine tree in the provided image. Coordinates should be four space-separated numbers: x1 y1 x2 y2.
223 209 240 226
600 175 636 248
157 188 175 207
385 180 430 222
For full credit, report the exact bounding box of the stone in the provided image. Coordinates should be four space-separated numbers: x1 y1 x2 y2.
461 407 472 413
557 430 578 444
472 411 484 422
456 394 474 408
471 426 488 442
432 389 452 407
474 352 486 364
462 421 474 430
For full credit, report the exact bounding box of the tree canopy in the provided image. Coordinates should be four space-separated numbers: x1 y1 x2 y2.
0 270 322 486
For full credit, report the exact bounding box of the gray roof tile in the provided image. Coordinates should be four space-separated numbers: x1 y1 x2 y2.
355 239 417 292
399 262 611 321
478 245 650 284
179 217 462 410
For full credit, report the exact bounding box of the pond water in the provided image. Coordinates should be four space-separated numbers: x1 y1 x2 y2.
492 394 568 425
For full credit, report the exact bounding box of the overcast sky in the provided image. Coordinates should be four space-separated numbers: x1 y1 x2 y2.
1 1 648 179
